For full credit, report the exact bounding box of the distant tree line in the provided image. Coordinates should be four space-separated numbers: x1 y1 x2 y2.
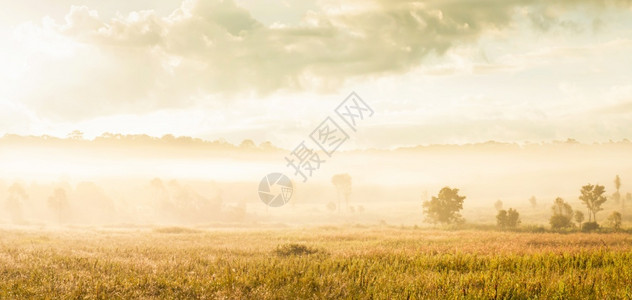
422 175 628 232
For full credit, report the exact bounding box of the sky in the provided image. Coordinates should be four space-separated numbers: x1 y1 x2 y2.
1 0 632 149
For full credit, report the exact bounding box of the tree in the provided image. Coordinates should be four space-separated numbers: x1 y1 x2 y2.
48 188 69 224
574 211 584 226
74 182 115 224
609 211 623 229
422 187 466 225
331 174 352 213
613 175 621 205
579 184 607 223
607 211 622 230
239 139 256 149
506 208 521 228
496 210 508 228
150 178 172 213
550 197 574 230
497 208 520 229
529 196 537 208
67 130 84 140
6 183 28 223
494 200 503 211
326 202 336 213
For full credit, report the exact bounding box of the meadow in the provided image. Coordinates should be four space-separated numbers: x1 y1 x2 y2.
1 226 632 299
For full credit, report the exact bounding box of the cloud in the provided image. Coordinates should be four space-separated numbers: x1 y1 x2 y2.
9 0 632 120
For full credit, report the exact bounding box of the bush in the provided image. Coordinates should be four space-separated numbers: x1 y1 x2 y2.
550 215 573 230
581 222 600 232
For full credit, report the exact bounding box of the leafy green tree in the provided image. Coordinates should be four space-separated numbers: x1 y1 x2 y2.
607 211 622 230
423 187 466 225
497 208 520 229
579 184 607 223
550 197 574 230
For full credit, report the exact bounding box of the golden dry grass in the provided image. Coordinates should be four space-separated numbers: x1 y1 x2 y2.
0 226 631 299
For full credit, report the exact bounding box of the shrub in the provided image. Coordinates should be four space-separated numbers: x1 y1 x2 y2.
581 222 600 232
550 215 573 230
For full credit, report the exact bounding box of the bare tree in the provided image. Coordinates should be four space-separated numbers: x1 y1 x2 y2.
331 174 352 213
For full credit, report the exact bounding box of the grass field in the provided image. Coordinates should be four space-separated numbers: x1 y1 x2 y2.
1 226 632 299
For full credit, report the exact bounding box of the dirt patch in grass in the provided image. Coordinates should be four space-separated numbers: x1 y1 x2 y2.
153 227 202 234
274 243 322 257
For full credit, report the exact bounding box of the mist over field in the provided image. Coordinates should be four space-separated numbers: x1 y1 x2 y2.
2 135 631 227
3 0 632 298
